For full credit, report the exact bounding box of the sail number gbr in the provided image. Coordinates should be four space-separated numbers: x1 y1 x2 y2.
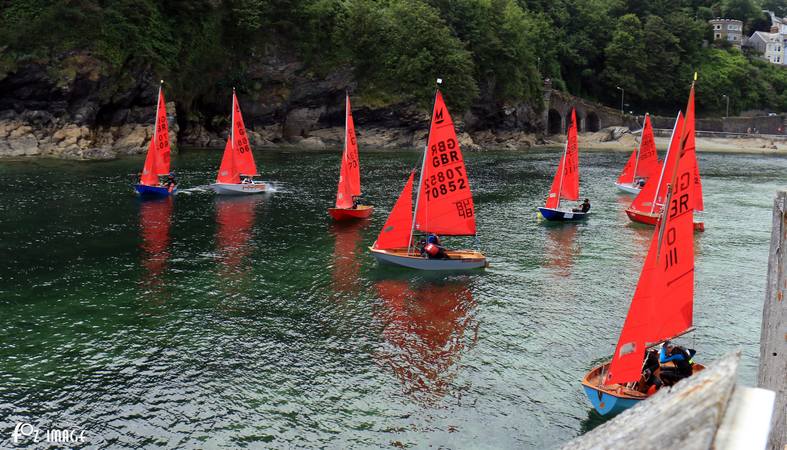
424 167 467 200
430 138 460 168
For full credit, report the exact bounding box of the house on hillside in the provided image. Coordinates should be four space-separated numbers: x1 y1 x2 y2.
747 31 784 64
763 10 787 65
709 18 743 48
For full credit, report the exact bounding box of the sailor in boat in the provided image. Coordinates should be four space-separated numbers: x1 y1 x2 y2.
420 234 449 260
572 198 591 213
241 176 253 184
165 173 177 192
639 349 664 396
657 340 696 386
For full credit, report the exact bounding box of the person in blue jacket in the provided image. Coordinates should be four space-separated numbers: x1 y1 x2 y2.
658 340 696 386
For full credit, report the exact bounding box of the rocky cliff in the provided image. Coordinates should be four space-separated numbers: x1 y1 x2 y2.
0 50 546 159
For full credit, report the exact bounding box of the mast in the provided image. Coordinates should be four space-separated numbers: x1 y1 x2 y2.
631 114 646 183
555 134 569 210
649 113 679 214
153 81 162 150
231 88 236 154
408 79 441 251
344 90 349 166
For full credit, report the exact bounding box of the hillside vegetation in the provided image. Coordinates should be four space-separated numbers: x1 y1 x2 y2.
1 0 787 116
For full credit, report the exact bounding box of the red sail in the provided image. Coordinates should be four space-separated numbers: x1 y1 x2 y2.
606 93 697 386
617 114 659 185
681 85 704 212
215 136 238 183
636 114 659 180
616 150 637 185
140 87 171 186
375 171 415 250
414 90 476 235
629 112 683 214
545 109 579 209
335 94 362 209
231 91 259 177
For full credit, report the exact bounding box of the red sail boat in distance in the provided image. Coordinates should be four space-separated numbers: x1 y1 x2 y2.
210 89 268 195
135 81 176 197
328 93 373 220
369 85 486 270
582 76 705 416
615 114 659 195
626 83 705 231
537 108 588 221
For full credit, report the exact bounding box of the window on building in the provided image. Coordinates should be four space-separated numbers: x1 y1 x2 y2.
715 33 722 39
715 24 722 30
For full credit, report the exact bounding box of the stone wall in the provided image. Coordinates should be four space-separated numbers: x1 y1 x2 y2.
650 113 786 134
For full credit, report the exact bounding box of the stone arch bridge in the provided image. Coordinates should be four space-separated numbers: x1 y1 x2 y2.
542 86 636 135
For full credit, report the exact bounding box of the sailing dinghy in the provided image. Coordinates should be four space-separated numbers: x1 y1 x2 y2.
328 93 373 220
537 109 588 221
615 114 659 195
369 87 486 270
626 83 704 231
210 89 267 195
135 81 175 197
582 77 705 416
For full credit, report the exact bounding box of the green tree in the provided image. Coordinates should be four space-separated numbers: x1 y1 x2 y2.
602 14 646 103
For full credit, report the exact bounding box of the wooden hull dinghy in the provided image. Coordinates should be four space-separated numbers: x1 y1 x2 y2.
329 93 373 221
370 84 485 271
581 361 706 416
583 76 704 416
369 247 486 270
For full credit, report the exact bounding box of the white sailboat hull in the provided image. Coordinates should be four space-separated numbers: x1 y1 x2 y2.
210 182 267 195
615 182 641 195
369 247 486 271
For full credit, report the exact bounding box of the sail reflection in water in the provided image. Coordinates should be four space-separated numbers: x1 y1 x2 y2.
374 278 478 404
139 197 173 289
543 224 579 277
215 196 262 280
330 222 364 295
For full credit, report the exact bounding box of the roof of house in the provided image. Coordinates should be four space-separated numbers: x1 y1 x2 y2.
750 31 780 43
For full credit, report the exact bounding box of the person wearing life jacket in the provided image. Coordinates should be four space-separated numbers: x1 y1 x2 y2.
658 340 695 386
572 198 591 213
423 234 449 259
639 349 663 395
165 173 177 192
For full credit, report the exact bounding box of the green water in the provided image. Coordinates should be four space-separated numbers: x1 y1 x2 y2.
0 149 784 448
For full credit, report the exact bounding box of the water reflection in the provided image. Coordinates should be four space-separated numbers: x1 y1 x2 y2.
138 197 173 288
215 196 263 279
374 277 478 405
330 222 364 296
543 224 580 276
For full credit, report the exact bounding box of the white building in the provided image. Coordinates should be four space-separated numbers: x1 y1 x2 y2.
748 31 783 64
759 10 787 65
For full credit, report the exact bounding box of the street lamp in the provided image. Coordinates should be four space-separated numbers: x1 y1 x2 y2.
616 86 624 115
722 94 730 117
